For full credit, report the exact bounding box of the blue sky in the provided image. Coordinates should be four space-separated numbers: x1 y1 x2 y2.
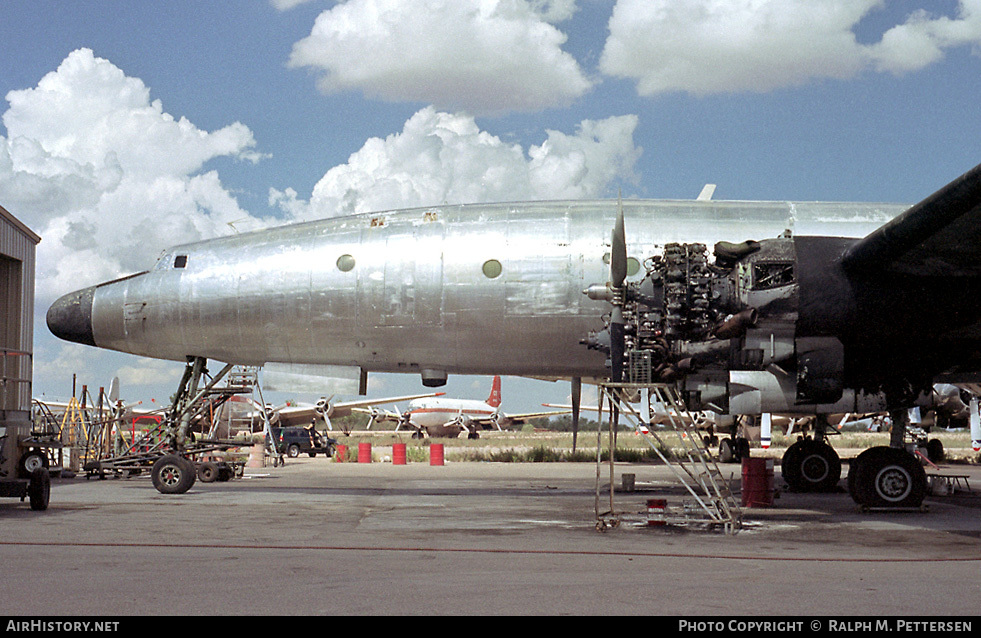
3 0 981 414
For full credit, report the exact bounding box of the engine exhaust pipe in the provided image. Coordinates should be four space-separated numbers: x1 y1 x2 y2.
714 308 758 339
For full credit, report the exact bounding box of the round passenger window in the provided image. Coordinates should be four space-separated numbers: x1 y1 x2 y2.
336 254 355 272
626 257 641 277
482 259 502 279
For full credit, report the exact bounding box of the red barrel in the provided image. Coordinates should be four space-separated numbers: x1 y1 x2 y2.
335 444 347 462
392 443 407 465
741 457 774 507
430 443 444 466
647 498 667 526
358 442 372 463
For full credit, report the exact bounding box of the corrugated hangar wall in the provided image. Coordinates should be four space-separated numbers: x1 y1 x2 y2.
0 204 40 415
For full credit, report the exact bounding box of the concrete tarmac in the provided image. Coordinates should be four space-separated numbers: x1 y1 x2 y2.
1 457 979 617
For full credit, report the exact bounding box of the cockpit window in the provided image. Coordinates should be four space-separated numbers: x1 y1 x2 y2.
174 255 188 269
752 261 793 290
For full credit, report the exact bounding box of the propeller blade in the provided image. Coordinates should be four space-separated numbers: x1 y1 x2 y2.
571 376 581 453
610 194 627 287
608 196 627 382
610 307 625 383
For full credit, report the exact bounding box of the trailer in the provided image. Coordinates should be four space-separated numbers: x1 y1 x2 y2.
81 439 247 483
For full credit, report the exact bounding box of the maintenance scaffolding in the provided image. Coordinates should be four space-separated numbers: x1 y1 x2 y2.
82 360 281 487
593 381 742 535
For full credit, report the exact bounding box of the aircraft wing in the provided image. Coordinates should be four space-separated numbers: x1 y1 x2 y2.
329 392 444 418
350 407 401 422
269 392 444 427
842 162 981 277
34 397 157 415
268 403 320 426
542 403 716 428
473 409 571 426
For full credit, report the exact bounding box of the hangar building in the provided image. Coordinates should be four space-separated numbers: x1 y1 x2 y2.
1 204 40 476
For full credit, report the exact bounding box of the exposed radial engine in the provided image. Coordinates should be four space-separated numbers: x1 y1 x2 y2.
581 234 862 416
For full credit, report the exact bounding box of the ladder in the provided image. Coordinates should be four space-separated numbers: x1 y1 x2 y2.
597 382 741 535
222 365 282 465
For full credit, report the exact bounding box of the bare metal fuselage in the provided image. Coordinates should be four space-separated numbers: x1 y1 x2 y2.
59 199 905 379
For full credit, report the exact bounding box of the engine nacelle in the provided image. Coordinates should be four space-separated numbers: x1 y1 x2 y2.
726 370 886 415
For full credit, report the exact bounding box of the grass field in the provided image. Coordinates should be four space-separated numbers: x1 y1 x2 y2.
323 428 981 465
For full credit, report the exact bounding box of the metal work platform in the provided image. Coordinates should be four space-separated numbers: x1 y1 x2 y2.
83 361 278 487
593 381 741 535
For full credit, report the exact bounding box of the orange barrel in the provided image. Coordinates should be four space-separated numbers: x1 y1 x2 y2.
647 498 667 526
430 443 444 466
358 442 372 463
335 444 347 462
741 457 774 507
246 443 265 468
392 443 407 465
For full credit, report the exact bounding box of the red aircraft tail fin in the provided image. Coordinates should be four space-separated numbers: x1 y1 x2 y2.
486 375 502 408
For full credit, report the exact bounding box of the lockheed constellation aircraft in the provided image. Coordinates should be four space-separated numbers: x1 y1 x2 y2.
47 162 981 505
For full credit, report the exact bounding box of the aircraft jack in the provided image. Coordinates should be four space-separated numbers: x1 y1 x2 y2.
83 357 281 492
593 381 742 535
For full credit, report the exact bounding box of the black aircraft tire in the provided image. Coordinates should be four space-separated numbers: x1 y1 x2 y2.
151 455 196 494
848 447 889 504
197 461 219 483
217 464 233 481
735 437 750 460
783 440 841 492
926 438 945 464
28 468 50 511
851 447 926 509
179 457 197 490
781 442 803 486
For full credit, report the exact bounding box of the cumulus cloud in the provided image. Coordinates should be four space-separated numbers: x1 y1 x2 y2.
287 0 591 113
269 107 640 220
868 1 981 73
600 0 981 96
0 48 272 301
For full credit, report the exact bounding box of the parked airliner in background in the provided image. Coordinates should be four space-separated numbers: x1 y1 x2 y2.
358 376 567 438
260 391 444 430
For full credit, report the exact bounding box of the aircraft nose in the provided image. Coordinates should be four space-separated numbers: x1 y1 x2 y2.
46 285 97 346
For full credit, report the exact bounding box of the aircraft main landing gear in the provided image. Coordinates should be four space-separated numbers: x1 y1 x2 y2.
847 446 927 509
781 438 841 492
